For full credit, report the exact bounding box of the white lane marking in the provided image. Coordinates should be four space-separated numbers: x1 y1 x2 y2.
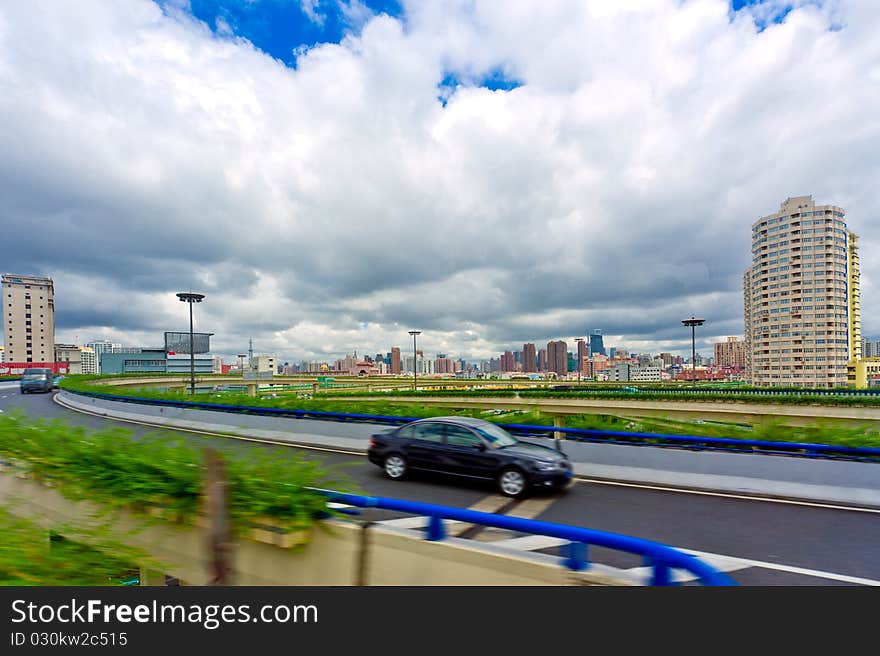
490 535 569 551
55 394 880 515
378 516 469 530
680 548 880 586
625 549 880 586
378 495 511 533
452 494 516 537
466 494 565 542
377 516 432 529
575 478 880 514
488 536 880 586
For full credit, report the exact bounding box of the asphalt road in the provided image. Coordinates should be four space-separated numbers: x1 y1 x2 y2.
2 386 878 586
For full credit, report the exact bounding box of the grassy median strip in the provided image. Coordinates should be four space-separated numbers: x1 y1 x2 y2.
59 376 880 450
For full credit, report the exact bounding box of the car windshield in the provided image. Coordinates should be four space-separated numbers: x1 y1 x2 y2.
22 373 47 380
473 423 518 448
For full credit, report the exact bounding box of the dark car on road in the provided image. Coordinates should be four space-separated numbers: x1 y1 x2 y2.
19 368 54 394
367 416 573 498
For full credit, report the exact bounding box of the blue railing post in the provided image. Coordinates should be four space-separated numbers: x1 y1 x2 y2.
563 541 589 571
649 557 673 586
426 515 446 541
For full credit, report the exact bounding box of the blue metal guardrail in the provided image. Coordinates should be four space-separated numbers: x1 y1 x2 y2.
319 490 735 586
63 389 880 462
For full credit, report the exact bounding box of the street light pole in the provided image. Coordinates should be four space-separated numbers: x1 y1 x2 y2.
681 317 705 388
176 292 205 395
408 330 421 392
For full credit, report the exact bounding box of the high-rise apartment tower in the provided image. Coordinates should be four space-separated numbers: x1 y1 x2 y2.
743 196 859 387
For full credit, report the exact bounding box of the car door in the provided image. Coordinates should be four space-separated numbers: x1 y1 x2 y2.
442 425 500 480
401 422 447 471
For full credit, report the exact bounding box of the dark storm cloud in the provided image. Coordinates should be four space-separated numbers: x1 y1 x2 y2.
1 0 877 362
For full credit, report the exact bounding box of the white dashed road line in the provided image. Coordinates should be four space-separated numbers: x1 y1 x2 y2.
677 548 880 586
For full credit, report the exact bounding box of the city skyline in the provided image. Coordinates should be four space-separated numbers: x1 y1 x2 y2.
1 1 878 363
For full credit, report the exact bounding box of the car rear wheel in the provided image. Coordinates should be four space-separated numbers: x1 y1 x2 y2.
384 454 407 480
498 467 528 498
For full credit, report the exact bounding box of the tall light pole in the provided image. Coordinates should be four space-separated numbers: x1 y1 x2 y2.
575 337 584 384
176 292 205 395
237 354 247 373
681 317 705 388
408 330 421 392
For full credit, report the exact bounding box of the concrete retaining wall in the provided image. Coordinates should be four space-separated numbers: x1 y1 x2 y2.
0 470 632 586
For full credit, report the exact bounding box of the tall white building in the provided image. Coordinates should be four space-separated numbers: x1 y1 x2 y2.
744 196 859 387
404 355 434 374
87 339 121 373
2 274 55 364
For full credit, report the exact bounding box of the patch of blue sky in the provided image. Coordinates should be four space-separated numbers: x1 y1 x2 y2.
730 1 831 31
157 0 403 66
437 68 522 105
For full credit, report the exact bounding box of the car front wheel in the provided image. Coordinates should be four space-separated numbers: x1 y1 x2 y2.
384 454 407 480
498 467 528 498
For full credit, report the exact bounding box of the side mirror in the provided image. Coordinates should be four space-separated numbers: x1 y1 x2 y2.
475 442 486 451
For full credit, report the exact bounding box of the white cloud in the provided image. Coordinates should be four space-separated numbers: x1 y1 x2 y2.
1 0 878 363
300 0 325 26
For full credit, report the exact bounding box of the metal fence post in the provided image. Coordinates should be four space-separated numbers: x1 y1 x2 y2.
356 521 374 586
650 558 672 586
563 541 589 571
426 515 446 541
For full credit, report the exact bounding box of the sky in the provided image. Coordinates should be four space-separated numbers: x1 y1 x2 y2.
0 0 878 364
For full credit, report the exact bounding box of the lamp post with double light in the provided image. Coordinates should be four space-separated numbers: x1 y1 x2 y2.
681 317 705 388
176 292 205 395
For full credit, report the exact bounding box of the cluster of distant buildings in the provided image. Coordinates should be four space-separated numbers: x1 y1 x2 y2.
271 333 745 383
3 197 879 389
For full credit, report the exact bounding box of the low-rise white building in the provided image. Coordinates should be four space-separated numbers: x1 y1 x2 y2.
631 367 662 382
253 355 277 374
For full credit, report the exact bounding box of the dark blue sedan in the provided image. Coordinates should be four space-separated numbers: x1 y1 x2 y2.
367 416 573 498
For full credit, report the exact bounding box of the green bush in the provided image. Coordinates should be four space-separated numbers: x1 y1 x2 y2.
0 411 353 535
0 508 141 586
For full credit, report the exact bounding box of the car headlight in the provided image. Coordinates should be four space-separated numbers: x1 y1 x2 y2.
534 461 559 472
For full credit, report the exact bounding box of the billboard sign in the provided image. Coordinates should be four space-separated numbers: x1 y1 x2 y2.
165 332 213 355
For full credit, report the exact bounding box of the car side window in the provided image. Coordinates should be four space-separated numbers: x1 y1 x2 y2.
411 423 445 443
445 425 482 447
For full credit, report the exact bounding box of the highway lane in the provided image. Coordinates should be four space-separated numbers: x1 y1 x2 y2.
58 391 880 495
1 388 878 585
